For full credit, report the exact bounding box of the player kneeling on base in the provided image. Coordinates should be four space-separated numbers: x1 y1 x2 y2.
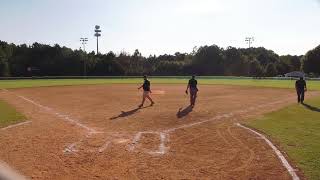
186 75 198 106
138 75 155 107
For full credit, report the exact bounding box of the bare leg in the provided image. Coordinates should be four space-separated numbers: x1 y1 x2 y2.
146 95 154 105
192 92 197 106
140 94 146 107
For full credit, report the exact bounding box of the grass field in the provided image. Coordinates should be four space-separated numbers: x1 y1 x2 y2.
0 78 320 90
0 100 25 128
246 97 320 180
1 77 320 179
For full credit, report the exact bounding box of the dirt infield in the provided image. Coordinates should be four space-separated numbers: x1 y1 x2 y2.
0 85 316 179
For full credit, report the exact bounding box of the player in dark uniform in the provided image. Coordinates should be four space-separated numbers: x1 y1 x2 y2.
186 75 198 106
138 75 155 107
295 77 307 103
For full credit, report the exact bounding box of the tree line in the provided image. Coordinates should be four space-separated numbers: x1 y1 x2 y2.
0 40 319 77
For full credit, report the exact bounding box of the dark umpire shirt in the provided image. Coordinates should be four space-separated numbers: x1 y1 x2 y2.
188 79 198 89
296 79 306 91
143 80 151 91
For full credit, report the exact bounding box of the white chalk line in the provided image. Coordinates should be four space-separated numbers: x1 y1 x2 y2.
151 132 169 155
0 90 30 179
164 97 292 133
236 123 300 180
6 86 296 156
128 97 289 153
0 88 314 179
1 121 31 131
98 141 111 153
120 97 296 155
2 89 105 154
16 95 98 134
0 161 28 180
1 89 9 92
63 141 80 153
128 131 169 155
2 88 301 160
62 131 103 153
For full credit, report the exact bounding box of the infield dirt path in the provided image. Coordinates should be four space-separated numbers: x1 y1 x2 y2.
0 84 317 179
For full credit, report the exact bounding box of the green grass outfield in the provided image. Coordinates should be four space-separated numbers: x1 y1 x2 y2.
0 100 26 128
0 77 320 90
246 97 320 180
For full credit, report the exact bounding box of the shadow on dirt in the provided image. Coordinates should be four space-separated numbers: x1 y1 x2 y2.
177 105 193 118
110 105 152 120
302 103 320 112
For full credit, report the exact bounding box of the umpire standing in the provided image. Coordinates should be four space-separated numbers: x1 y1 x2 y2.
295 77 307 103
186 75 198 106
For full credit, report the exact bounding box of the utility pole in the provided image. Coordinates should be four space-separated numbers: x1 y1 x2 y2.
80 37 88 76
94 25 102 54
245 37 254 48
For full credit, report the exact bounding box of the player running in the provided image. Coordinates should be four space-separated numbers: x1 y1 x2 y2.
138 75 155 107
295 77 307 104
185 75 198 106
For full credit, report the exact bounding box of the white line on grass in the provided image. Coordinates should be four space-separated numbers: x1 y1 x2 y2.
1 121 31 131
236 123 300 180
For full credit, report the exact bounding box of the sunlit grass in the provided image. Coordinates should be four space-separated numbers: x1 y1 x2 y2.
0 78 319 90
246 97 320 179
0 100 25 128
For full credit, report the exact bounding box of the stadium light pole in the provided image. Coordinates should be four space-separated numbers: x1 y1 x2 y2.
80 37 88 76
80 38 88 52
94 25 102 54
245 37 254 48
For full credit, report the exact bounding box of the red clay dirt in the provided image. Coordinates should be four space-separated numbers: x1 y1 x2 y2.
0 84 317 179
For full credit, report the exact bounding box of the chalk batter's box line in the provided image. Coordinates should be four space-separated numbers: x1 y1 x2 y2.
128 96 295 155
68 96 295 154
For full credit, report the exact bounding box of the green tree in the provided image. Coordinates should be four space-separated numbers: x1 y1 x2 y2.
302 45 320 75
249 60 263 77
265 63 278 77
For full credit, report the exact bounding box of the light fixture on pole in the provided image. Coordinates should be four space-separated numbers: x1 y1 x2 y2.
245 37 254 48
80 37 88 76
80 38 88 52
94 25 102 54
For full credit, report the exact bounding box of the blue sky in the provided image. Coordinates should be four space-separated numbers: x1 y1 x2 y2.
0 0 319 56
